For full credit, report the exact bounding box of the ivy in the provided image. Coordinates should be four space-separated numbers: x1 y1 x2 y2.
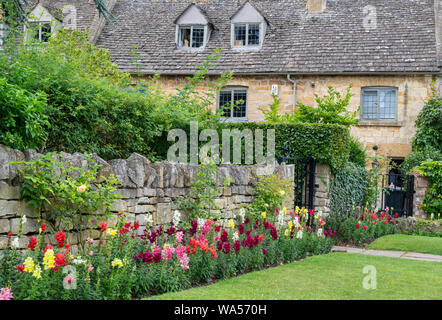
413 161 442 217
329 163 369 214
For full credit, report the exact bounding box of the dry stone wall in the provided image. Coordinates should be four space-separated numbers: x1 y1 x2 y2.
0 145 295 251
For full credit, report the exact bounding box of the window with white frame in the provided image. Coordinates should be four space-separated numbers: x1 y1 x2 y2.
219 88 248 120
28 21 52 42
232 23 261 47
361 87 398 121
178 25 205 48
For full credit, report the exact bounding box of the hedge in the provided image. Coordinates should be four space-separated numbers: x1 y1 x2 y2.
222 122 351 173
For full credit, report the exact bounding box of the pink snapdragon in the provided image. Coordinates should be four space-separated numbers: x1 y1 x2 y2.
0 288 13 300
175 231 184 244
179 253 189 269
161 246 175 261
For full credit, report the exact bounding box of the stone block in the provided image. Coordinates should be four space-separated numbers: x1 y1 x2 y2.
0 219 10 234
109 159 132 188
0 200 38 218
150 163 164 188
117 189 138 199
154 203 172 224
10 217 41 235
0 182 21 200
143 188 157 197
138 197 150 205
127 153 150 188
111 199 127 212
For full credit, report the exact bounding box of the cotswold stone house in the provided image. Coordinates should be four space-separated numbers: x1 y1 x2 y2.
6 0 442 165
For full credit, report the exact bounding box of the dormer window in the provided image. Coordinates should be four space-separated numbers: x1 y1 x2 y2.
230 2 268 49
25 3 62 43
233 23 261 47
29 22 52 42
175 4 212 51
178 25 205 48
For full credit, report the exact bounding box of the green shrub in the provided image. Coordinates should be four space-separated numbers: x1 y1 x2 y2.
224 122 351 173
330 163 368 214
10 152 120 250
0 77 49 150
0 27 230 160
260 86 359 127
413 161 442 217
247 174 293 219
348 137 367 167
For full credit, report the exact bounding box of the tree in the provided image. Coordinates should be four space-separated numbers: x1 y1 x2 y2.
260 85 360 127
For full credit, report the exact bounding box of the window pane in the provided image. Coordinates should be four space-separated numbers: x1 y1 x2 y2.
40 23 51 42
28 22 40 40
192 27 204 48
248 23 260 45
379 89 396 119
234 24 246 46
219 91 232 117
232 90 247 118
362 91 378 119
179 27 191 47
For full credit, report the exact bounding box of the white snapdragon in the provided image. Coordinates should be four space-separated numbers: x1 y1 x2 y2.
296 230 303 239
73 256 86 265
173 210 181 226
317 228 323 237
145 214 153 226
232 231 239 241
21 215 27 225
11 237 19 249
197 218 206 230
238 208 246 223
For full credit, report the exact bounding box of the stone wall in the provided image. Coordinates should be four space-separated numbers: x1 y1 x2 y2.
410 171 430 219
0 145 295 250
313 163 333 216
151 74 433 160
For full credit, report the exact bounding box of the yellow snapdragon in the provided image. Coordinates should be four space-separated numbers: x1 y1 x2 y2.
43 249 55 270
111 258 124 268
23 257 35 273
32 265 42 279
106 228 117 236
261 212 266 219
283 207 287 215
227 219 235 229
284 229 290 237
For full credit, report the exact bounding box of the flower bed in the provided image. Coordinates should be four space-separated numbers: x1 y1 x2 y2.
325 205 399 246
0 207 333 300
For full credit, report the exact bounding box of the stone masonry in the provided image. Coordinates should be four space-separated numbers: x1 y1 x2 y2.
0 145 296 250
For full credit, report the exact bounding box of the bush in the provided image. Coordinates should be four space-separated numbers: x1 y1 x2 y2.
0 28 230 160
348 137 367 167
224 122 351 173
0 77 49 150
260 86 360 127
246 174 293 220
413 161 442 217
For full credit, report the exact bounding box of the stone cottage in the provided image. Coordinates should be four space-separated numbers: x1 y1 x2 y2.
3 0 442 165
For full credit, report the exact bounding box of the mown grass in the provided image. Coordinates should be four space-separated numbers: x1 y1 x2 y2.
145 252 442 300
367 234 442 255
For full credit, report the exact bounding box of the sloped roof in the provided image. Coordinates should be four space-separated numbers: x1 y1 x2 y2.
24 0 100 33
97 0 440 75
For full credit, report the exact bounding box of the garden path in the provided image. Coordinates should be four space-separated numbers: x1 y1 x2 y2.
332 246 442 263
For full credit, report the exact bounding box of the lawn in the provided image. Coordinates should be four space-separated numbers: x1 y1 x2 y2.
145 252 442 300
367 234 442 255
